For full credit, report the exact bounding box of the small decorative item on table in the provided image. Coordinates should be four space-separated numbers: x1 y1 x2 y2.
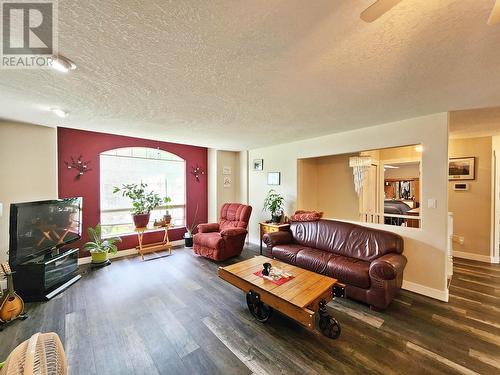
254 264 294 285
262 262 272 276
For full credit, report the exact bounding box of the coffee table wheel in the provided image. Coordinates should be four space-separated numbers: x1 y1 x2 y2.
246 290 273 323
319 315 341 339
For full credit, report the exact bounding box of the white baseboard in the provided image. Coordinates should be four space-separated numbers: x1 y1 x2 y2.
77 240 185 265
402 280 449 302
453 251 498 264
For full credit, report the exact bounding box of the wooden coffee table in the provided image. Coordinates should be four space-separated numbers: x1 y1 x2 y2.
218 255 341 339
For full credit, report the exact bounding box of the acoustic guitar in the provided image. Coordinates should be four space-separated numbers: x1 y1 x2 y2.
0 262 25 323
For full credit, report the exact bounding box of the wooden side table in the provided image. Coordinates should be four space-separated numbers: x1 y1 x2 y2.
259 222 290 255
135 224 173 260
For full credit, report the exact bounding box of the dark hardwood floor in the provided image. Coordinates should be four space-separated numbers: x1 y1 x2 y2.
1 246 499 374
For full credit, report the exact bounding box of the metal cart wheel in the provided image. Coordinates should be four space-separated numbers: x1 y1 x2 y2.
246 290 273 323
318 315 341 339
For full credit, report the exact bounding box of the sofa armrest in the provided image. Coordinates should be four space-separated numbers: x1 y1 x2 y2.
198 223 220 233
369 253 407 280
220 228 247 237
263 231 293 248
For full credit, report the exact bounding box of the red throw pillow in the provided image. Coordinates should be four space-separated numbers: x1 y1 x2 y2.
290 210 323 222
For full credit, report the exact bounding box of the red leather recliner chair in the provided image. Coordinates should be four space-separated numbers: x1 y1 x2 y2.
193 203 252 261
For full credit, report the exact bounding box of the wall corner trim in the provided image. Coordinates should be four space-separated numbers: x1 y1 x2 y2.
453 250 497 264
402 280 449 302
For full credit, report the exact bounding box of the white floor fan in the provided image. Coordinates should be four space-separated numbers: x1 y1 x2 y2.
0 333 67 375
360 0 500 25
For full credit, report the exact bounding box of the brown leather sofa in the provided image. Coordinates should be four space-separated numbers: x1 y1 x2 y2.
263 219 406 310
193 203 252 261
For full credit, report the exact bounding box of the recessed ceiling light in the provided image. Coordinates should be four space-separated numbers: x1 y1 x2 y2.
50 108 68 118
50 55 76 73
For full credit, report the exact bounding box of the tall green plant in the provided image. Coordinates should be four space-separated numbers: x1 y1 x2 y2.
83 224 121 254
263 189 284 218
113 182 169 215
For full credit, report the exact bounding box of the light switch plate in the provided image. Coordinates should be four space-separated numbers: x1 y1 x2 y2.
427 199 437 209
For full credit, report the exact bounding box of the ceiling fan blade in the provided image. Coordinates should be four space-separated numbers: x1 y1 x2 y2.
360 0 403 23
488 0 500 25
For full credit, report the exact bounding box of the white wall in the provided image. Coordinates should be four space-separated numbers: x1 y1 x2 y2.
207 149 248 222
239 150 249 205
0 121 58 263
207 149 218 222
248 113 449 301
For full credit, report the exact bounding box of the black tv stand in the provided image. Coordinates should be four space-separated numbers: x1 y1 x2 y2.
13 247 81 301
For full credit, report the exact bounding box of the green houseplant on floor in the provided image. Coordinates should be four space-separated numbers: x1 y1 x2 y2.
83 224 122 265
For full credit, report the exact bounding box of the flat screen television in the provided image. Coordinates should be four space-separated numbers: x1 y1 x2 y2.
9 198 83 266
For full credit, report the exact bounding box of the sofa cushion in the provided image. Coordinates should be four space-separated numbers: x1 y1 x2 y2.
193 232 224 250
291 219 404 262
295 248 334 275
326 256 370 289
219 203 252 231
290 210 323 222
272 244 305 264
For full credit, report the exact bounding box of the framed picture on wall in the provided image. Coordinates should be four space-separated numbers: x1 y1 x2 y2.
253 159 264 171
267 172 281 185
448 157 475 180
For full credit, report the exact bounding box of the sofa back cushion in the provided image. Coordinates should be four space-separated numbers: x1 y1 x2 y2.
290 219 403 262
219 203 252 231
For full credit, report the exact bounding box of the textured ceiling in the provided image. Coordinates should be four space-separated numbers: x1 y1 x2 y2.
1 0 500 150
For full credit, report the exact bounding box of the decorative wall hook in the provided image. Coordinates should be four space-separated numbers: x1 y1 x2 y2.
191 165 205 182
65 155 92 178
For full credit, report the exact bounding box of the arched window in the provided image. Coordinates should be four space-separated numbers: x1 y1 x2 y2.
100 147 186 236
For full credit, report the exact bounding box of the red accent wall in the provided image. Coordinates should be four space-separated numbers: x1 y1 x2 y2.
57 127 208 256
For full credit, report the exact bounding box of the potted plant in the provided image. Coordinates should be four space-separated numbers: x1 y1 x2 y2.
163 196 173 225
83 224 121 265
263 189 285 223
113 182 168 228
184 204 199 248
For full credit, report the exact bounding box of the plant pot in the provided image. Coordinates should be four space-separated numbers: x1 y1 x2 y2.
163 214 172 225
133 213 150 228
271 215 281 224
184 233 193 248
91 250 109 264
